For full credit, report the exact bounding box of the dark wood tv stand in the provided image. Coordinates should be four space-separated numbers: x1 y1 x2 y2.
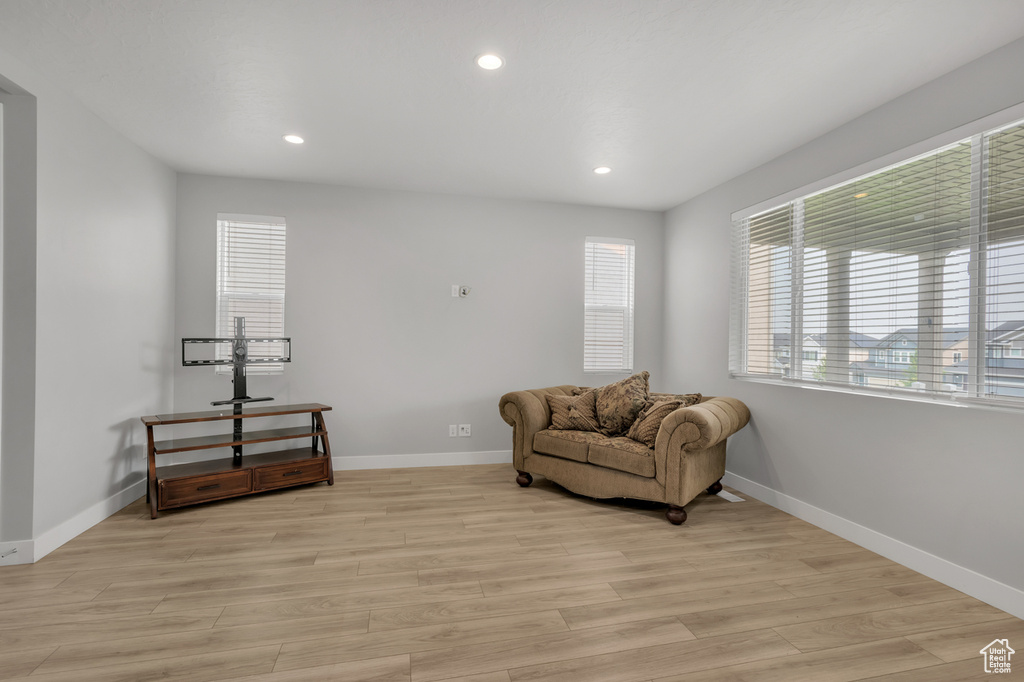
141 403 334 518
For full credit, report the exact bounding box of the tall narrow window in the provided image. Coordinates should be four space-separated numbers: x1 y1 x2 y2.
584 237 635 373
731 114 1024 409
216 214 286 373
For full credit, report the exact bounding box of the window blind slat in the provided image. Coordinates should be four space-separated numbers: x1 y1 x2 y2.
585 237 635 373
216 215 287 374
732 118 1024 405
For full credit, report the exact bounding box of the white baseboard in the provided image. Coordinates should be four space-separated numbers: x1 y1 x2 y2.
28 479 148 563
722 471 1024 620
333 450 512 470
0 540 34 566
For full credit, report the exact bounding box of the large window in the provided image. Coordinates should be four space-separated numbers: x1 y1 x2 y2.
731 116 1024 408
216 214 287 373
584 237 635 373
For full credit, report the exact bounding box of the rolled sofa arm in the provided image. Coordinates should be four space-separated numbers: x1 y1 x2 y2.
657 396 750 451
499 385 578 469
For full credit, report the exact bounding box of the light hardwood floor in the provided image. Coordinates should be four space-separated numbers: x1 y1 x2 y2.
1 463 1021 681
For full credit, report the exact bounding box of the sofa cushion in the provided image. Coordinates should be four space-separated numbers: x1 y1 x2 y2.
533 429 606 463
626 399 684 448
595 371 650 436
546 391 601 432
588 437 656 478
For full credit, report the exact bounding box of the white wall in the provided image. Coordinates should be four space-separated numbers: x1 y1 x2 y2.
0 47 177 560
175 175 663 465
664 37 1024 614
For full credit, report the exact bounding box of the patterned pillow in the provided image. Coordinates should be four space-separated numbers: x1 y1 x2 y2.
626 400 682 448
595 371 650 436
546 391 601 432
650 392 702 408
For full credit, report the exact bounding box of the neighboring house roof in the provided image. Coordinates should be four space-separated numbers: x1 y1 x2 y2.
990 319 1024 343
875 327 970 350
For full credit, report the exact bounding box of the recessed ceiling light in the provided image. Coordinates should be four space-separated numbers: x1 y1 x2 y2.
476 54 504 70
283 134 304 144
593 166 612 175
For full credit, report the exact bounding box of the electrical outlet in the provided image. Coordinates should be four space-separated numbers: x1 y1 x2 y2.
458 424 471 437
449 424 458 437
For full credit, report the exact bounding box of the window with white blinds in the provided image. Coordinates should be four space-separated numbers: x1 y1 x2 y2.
585 237 635 373
216 214 287 374
731 116 1024 408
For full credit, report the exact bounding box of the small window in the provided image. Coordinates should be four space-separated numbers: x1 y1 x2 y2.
584 237 635 373
216 214 287 374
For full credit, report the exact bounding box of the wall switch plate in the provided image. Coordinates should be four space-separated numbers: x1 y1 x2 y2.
449 424 458 437
451 285 459 297
458 424 471 437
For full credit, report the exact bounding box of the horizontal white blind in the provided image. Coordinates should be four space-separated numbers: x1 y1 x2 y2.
585 237 635 373
731 117 1024 407
216 215 287 373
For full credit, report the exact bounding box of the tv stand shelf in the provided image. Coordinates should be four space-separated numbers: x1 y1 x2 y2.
142 403 334 518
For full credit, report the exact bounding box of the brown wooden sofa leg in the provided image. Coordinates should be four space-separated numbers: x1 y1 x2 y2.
666 504 687 525
516 471 533 487
706 479 723 495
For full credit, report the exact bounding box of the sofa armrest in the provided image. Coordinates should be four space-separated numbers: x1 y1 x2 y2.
657 396 750 452
499 386 578 469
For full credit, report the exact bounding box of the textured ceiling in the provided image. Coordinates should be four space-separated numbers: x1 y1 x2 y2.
2 0 1024 210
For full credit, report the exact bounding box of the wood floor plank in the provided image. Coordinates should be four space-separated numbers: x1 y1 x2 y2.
884 580 968 605
855 657 994 681
57 551 319 588
0 596 162 630
410 616 695 682
214 581 483 628
678 587 909 638
0 645 59 678
234 654 412 681
275 611 569 672
676 541 864 572
560 580 795 630
651 637 942 682
609 559 821 600
0 607 224 653
903 616 1024 662
369 583 621 631
94 561 361 601
32 611 370 675
503 628 797 682
355 543 568 576
314 534 527 566
773 597 1011 653
15 643 281 682
416 550 630 587
152 570 419 613
774 564 926 597
478 556 701 597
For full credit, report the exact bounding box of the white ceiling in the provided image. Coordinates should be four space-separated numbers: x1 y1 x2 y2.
3 1 1024 211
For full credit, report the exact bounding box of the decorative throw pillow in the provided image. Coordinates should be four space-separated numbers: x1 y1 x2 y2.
546 391 601 432
595 371 650 436
653 392 702 408
626 400 683 448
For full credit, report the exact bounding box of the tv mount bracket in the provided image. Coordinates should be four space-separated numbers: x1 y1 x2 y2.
182 316 291 462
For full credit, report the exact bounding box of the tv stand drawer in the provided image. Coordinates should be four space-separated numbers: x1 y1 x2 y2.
254 458 329 490
159 470 252 508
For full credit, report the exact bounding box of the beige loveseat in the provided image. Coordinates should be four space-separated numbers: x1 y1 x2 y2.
499 380 750 524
